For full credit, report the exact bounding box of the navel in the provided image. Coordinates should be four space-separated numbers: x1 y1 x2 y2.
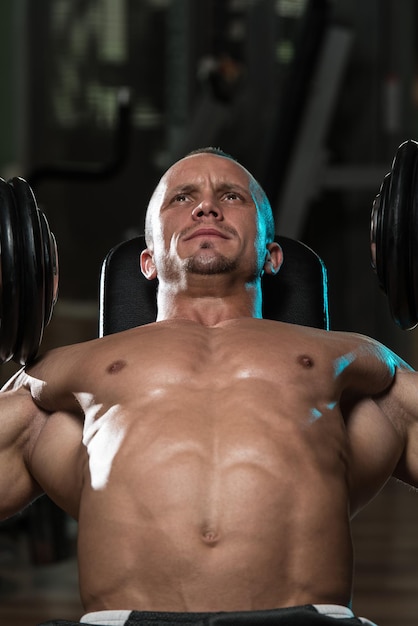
297 354 314 369
106 359 127 374
201 528 220 547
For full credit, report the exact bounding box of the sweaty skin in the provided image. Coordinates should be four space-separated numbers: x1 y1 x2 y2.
1 151 418 615
1 318 416 612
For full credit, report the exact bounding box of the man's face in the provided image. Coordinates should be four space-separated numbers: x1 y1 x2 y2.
142 153 270 284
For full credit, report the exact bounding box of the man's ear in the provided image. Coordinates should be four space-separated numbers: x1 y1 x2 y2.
140 248 157 280
263 241 283 275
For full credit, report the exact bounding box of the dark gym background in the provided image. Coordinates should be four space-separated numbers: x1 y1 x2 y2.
1 1 418 625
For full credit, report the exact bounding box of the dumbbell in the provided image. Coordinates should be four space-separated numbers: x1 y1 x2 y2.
0 177 58 365
371 139 418 330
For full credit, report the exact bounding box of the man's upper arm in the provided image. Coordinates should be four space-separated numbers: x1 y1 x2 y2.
377 369 418 488
346 393 406 516
0 388 47 520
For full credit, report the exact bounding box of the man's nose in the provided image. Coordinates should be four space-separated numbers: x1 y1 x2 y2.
192 198 223 220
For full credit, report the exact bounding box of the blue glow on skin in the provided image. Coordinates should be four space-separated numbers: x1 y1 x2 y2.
309 402 338 423
377 344 412 373
334 352 356 378
309 408 322 423
333 343 412 382
247 178 272 319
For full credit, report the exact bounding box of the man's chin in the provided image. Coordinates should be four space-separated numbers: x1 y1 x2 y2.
185 254 237 275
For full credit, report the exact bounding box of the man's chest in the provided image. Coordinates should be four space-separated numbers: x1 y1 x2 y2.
80 321 339 414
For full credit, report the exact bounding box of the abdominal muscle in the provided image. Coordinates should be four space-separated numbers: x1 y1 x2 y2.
76 380 353 613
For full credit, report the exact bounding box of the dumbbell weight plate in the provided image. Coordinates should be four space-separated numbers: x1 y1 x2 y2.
0 179 21 363
39 211 58 327
371 172 390 294
10 177 46 364
410 146 418 324
382 140 418 330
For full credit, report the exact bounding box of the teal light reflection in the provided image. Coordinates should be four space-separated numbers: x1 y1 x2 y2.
334 352 356 378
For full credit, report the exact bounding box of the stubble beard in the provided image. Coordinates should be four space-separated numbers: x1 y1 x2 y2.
184 242 238 275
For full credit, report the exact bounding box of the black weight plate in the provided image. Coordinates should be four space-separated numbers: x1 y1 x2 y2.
410 144 418 328
39 210 58 326
371 172 390 293
9 177 45 364
0 179 21 362
385 140 418 329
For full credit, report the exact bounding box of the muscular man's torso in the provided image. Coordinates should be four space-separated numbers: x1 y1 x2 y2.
19 318 405 612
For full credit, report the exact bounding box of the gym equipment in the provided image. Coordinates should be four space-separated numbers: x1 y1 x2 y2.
0 177 58 365
371 139 418 330
99 235 330 336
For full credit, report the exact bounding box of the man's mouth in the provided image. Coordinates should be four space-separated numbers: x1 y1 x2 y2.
183 228 230 241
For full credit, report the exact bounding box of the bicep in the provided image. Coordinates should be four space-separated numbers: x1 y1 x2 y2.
344 395 405 516
0 442 44 520
0 389 47 520
29 410 84 519
392 424 418 488
382 369 418 488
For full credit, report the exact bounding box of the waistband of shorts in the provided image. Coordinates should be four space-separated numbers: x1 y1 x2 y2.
81 610 132 625
81 604 357 624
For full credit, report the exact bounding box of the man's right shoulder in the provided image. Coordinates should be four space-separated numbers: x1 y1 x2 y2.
1 342 85 409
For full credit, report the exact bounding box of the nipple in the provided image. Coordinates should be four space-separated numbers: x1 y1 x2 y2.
298 354 314 368
106 359 127 374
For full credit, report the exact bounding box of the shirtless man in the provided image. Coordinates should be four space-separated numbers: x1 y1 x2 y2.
1 147 418 626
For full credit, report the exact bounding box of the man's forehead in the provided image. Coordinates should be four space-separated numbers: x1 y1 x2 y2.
161 153 251 188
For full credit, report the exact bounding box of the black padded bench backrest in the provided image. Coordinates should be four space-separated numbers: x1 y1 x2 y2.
99 235 330 336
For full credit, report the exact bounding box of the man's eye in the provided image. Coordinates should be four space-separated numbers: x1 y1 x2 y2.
225 192 240 200
173 194 188 202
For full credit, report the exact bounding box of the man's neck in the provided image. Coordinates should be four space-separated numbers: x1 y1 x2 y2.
155 278 263 326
